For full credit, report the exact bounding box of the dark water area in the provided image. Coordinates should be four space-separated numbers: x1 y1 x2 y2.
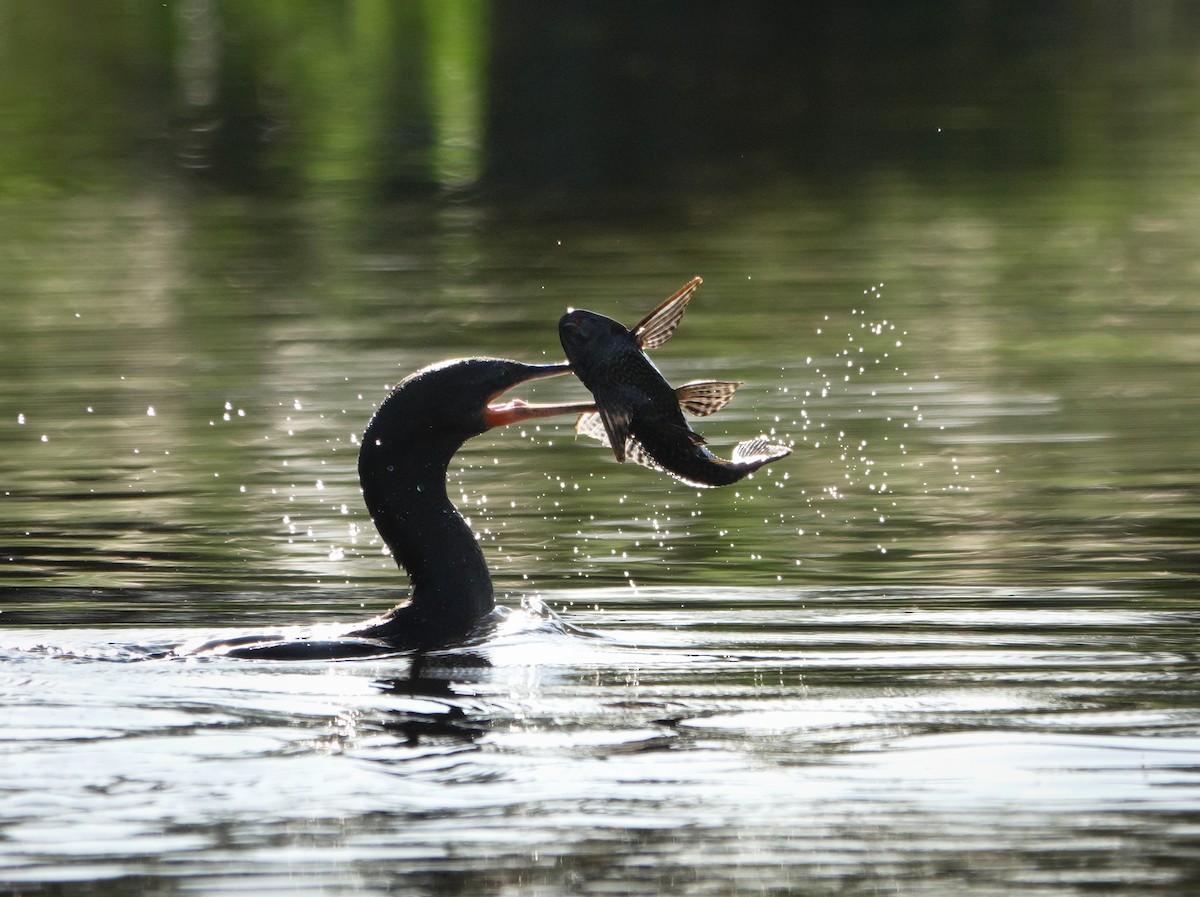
2 3 1200 895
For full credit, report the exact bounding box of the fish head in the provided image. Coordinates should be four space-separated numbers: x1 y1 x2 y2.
558 309 635 378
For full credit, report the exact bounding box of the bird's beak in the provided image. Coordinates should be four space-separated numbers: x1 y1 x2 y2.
483 361 594 429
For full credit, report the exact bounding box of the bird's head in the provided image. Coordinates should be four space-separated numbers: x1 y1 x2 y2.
388 357 591 441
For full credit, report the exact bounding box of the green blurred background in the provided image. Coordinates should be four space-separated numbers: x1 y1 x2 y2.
3 2 1196 198
1 1 1197 611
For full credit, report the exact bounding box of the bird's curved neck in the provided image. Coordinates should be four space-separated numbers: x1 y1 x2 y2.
355 409 492 647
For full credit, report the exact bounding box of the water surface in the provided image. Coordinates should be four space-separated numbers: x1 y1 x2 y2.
3 6 1200 895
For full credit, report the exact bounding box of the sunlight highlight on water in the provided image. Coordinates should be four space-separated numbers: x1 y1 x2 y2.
4 80 1200 896
3 583 1200 893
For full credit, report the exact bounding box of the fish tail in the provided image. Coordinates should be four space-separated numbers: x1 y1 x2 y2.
658 437 791 488
731 436 792 469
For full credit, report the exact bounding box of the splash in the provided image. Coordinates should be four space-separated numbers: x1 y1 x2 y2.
768 281 987 566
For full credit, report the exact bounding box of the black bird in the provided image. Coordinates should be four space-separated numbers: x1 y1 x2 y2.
190 358 590 660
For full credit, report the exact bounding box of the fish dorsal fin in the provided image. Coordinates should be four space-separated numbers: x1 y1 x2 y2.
633 276 702 350
675 380 743 417
731 436 792 466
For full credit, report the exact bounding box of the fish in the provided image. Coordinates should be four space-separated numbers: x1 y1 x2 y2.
559 276 791 487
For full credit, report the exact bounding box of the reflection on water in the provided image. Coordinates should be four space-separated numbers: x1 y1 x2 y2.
4 4 1200 894
3 586 1200 894
3 172 1200 890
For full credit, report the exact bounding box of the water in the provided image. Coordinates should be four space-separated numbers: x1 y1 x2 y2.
4 186 1198 896
4 588 1200 894
4 6 1200 895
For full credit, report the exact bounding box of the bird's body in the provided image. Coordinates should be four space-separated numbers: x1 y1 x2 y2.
190 358 589 659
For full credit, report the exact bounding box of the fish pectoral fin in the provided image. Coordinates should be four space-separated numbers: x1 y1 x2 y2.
675 380 743 417
576 410 628 462
575 411 611 447
576 388 634 463
597 406 634 463
633 276 702 350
